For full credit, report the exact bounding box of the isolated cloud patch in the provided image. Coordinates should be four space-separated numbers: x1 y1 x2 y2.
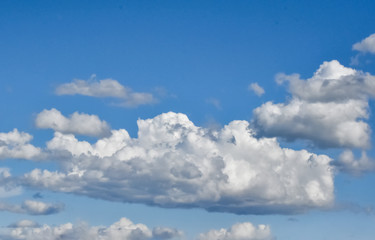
23 112 334 215
334 150 375 176
253 60 375 148
198 222 274 240
35 108 111 137
55 76 156 107
0 129 41 160
353 33 375 54
0 217 181 240
0 200 64 215
249 83 265 96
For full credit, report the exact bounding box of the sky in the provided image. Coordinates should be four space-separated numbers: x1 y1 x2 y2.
1 0 375 239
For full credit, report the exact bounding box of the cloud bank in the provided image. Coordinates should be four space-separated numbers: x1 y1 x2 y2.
0 217 182 240
22 111 333 215
55 77 156 107
253 60 375 148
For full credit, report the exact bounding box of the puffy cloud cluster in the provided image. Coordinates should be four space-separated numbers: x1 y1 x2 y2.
353 33 375 54
253 60 375 148
334 150 375 176
35 108 111 137
198 222 273 240
0 217 182 240
0 200 64 215
23 111 334 214
0 129 41 160
55 77 156 108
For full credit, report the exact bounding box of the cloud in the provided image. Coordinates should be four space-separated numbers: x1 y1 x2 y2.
253 60 375 148
0 200 64 215
35 108 111 137
0 217 182 240
0 168 22 198
334 150 375 176
55 76 156 108
206 98 222 110
0 129 41 160
197 222 274 240
353 33 375 54
22 112 334 215
249 83 265 96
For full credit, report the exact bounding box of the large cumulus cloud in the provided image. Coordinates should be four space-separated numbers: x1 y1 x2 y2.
253 60 375 148
23 111 334 214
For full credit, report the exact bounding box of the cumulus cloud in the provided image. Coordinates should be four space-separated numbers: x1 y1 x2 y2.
197 222 274 240
0 129 41 160
35 108 111 137
0 200 64 215
353 33 375 54
0 217 181 240
23 112 334 215
55 76 156 108
253 60 375 148
249 83 265 96
334 150 375 176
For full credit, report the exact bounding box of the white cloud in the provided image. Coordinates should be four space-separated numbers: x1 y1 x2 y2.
253 60 375 148
0 200 64 215
0 217 181 240
335 150 375 176
23 112 334 215
0 129 41 160
197 222 274 240
353 33 375 54
35 108 111 137
249 83 265 96
55 76 156 107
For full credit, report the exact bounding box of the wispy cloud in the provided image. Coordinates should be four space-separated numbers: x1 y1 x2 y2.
55 75 157 108
0 200 64 215
249 82 265 96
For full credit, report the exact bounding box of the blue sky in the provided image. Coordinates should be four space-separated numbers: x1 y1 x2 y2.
1 0 375 239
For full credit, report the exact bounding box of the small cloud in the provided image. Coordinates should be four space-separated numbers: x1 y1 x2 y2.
248 82 265 96
206 98 222 110
198 222 274 240
353 33 375 54
334 150 375 176
8 220 40 228
55 75 157 108
0 200 64 215
35 108 111 138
